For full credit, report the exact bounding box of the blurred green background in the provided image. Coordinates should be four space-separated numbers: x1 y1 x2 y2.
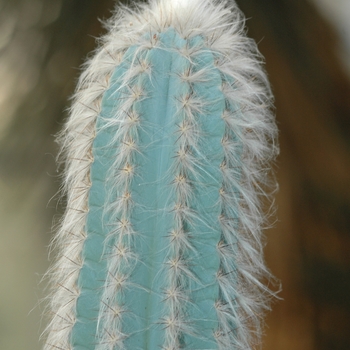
0 0 349 349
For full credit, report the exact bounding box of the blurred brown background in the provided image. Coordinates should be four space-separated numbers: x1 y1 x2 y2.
0 0 349 349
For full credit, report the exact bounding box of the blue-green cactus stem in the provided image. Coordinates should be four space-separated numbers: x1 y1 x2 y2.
72 27 231 350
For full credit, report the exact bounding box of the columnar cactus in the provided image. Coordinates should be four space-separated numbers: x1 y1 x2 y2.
43 0 278 349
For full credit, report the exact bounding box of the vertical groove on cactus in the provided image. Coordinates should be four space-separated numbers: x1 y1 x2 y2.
43 1 278 349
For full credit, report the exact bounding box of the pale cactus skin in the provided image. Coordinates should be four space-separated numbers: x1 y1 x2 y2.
43 1 278 349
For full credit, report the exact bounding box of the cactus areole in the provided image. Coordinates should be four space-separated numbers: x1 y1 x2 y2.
43 0 278 349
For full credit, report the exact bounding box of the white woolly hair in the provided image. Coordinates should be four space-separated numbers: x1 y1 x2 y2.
42 0 279 349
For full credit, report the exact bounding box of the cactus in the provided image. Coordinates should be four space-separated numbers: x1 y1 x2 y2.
43 0 278 349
